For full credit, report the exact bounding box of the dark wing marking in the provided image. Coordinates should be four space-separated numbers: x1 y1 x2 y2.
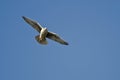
46 32 69 45
22 16 42 33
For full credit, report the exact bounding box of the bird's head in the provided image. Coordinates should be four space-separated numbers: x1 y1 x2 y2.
43 27 47 31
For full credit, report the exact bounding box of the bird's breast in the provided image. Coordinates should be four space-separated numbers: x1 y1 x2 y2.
40 28 48 40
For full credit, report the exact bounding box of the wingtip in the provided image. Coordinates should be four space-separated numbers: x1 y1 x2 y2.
64 42 69 45
22 16 26 20
22 16 30 22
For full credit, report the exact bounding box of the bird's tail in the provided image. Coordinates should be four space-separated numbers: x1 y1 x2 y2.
35 35 48 45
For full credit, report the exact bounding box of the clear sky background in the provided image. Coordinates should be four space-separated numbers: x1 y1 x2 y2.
0 0 120 80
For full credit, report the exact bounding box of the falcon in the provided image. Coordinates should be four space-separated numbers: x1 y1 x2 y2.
22 16 69 45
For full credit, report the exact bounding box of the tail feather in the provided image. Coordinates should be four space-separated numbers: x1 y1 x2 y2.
35 35 48 45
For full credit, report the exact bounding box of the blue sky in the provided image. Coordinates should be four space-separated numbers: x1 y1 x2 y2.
0 0 120 80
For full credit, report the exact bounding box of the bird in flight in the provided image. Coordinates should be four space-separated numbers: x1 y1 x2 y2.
22 16 69 45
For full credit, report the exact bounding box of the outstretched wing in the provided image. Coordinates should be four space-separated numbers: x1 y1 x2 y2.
22 16 42 33
46 32 69 45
